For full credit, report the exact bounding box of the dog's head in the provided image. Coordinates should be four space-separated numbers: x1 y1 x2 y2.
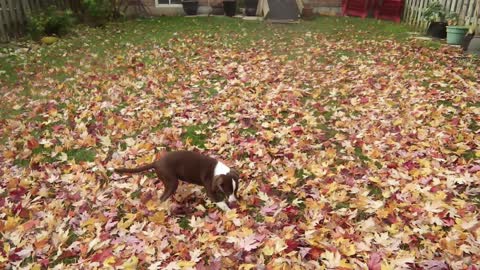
212 169 240 203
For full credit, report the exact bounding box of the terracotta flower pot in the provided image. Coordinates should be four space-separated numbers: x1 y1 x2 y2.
302 4 314 20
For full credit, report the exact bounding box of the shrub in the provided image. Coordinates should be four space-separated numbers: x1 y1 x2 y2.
26 6 75 40
82 0 111 20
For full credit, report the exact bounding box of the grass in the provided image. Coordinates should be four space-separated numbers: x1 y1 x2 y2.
0 16 418 88
0 16 444 169
182 124 209 149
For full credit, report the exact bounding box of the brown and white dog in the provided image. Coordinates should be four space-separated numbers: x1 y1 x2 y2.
114 150 239 211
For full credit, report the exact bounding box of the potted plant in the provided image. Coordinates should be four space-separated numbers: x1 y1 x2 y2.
244 0 258 16
422 1 448 39
445 13 470 45
223 0 237 16
182 0 199 15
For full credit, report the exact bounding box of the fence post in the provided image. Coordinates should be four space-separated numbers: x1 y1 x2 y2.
0 0 9 42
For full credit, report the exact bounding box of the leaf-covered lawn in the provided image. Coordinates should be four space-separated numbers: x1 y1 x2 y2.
1 16 480 269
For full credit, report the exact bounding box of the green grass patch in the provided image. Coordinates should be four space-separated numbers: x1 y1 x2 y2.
368 184 383 200
334 202 350 210
461 150 476 161
182 124 208 149
207 88 218 97
354 146 371 163
65 148 96 162
318 123 337 139
178 216 192 230
240 127 257 136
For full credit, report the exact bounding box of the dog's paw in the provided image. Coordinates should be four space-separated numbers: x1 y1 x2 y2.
215 201 231 212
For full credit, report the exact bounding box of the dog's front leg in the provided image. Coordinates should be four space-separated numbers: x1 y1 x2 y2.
205 186 230 211
215 201 231 211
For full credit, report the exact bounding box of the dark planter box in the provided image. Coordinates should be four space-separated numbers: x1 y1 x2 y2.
426 21 447 39
223 1 236 16
212 6 224 15
182 1 199 15
245 0 258 16
462 32 475 51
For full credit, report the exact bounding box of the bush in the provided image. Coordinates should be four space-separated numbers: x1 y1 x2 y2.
26 7 75 40
82 0 111 20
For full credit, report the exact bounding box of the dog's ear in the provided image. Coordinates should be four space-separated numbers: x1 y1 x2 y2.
229 169 240 180
212 175 224 193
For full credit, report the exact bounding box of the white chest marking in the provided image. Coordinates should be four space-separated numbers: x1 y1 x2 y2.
214 161 230 176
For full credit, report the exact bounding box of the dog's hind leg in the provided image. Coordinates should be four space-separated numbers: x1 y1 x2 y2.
158 176 179 202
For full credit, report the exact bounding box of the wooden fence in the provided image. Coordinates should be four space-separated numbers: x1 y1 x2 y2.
0 0 81 42
403 0 480 29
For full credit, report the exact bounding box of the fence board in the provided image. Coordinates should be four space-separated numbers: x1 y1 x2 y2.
0 0 8 41
403 0 479 29
7 0 18 35
0 0 79 42
14 0 24 36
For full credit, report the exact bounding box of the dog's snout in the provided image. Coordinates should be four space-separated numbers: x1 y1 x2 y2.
228 194 237 203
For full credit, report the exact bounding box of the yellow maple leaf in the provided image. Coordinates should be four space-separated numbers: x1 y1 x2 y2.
339 260 354 269
82 218 99 228
4 216 21 231
393 118 403 126
263 130 275 141
122 256 138 270
218 132 229 145
381 261 394 270
178 260 196 268
104 256 116 267
262 244 275 256
118 213 137 230
326 147 336 159
239 264 256 270
340 243 357 256
149 211 166 225
146 200 158 211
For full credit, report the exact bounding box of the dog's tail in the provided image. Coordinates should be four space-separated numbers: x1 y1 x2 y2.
114 163 155 174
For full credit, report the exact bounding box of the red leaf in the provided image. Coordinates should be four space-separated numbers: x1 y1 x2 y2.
91 249 113 263
285 239 299 253
367 252 382 270
27 138 39 150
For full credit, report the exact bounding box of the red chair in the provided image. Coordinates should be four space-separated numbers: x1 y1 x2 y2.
342 0 374 18
374 0 404 23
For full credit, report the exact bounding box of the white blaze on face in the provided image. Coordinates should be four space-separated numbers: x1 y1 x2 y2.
228 179 237 203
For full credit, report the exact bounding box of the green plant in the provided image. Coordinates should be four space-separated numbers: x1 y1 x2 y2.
422 1 457 23
82 0 111 19
26 6 75 40
445 12 459 25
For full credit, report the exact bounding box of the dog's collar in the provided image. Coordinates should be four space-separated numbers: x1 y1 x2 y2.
214 161 230 176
